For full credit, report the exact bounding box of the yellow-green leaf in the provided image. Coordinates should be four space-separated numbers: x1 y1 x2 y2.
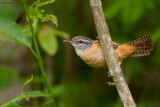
41 14 58 27
38 31 58 55
21 75 33 94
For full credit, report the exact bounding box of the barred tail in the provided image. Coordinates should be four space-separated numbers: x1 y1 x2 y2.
125 35 153 57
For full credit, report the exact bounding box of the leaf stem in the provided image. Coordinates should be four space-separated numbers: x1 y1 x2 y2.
22 0 55 104
29 47 38 58
37 0 56 7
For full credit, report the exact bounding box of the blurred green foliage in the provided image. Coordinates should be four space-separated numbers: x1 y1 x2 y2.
0 66 18 88
0 0 160 106
37 25 69 55
38 26 59 55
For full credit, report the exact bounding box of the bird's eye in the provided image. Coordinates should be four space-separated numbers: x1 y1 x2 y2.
78 40 83 44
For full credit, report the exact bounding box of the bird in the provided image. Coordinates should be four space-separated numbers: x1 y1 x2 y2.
63 35 153 68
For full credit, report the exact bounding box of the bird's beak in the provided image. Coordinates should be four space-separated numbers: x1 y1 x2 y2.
63 39 73 43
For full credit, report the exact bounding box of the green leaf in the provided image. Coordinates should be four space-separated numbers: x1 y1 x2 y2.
1 90 47 107
40 25 70 39
0 17 32 48
41 14 58 27
37 0 56 7
37 25 70 55
38 31 58 55
21 75 33 94
28 0 58 28
52 29 70 39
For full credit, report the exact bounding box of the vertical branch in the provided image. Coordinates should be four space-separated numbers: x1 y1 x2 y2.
88 0 136 106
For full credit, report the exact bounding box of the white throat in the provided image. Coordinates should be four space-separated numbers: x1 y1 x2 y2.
75 48 84 55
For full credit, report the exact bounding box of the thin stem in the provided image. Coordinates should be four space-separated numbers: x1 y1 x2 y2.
29 47 37 58
37 0 56 7
22 0 55 104
88 0 136 106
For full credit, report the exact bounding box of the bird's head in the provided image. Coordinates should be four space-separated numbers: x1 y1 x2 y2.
63 36 94 55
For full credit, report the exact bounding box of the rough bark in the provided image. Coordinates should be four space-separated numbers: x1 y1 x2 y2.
88 0 136 106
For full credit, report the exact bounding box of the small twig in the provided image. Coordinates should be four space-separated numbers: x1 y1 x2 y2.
88 0 136 106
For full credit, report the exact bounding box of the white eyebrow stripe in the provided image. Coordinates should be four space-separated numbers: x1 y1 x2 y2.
78 39 90 43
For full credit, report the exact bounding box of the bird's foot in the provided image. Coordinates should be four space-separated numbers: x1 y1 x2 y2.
96 36 99 39
108 71 114 77
107 82 114 86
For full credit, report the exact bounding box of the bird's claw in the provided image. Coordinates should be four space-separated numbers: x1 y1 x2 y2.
96 36 99 39
107 82 114 86
108 71 114 77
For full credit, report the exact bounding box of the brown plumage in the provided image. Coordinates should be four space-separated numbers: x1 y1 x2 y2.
115 35 153 62
63 35 153 68
125 35 153 57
